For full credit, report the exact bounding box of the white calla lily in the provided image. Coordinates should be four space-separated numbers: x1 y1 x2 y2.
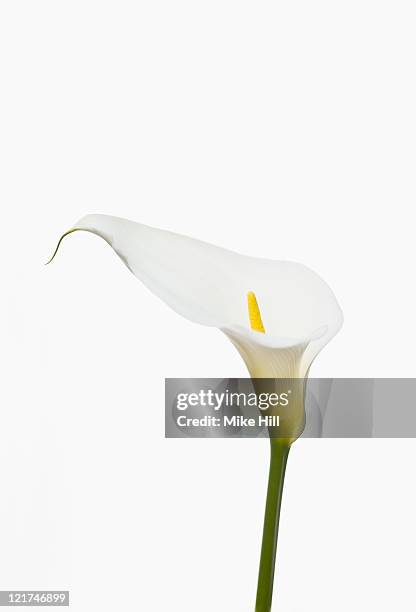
49 214 343 612
49 214 342 380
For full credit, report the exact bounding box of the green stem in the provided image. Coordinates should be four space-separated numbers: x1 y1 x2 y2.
255 439 290 612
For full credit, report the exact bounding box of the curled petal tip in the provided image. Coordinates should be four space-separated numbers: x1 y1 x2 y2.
45 228 82 265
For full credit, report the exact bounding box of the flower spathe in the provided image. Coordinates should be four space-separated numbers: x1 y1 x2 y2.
49 214 343 382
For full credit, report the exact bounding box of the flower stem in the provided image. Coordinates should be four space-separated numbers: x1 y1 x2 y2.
255 439 290 612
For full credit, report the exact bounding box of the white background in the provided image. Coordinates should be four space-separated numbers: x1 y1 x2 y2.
1 1 415 610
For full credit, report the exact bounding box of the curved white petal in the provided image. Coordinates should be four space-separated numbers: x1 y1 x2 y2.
50 214 343 379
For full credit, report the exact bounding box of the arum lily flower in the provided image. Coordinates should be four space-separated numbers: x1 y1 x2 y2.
48 214 343 612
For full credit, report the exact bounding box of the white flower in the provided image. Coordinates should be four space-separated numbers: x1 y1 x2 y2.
49 214 343 383
49 214 344 610
49 214 343 442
